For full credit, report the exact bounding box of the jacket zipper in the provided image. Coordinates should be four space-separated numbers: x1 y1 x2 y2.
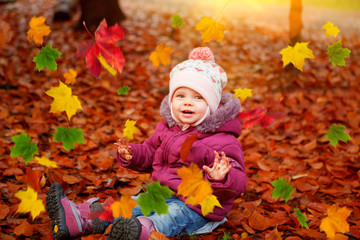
162 127 192 164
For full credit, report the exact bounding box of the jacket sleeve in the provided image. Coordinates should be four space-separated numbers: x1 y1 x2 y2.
116 121 167 173
204 141 247 200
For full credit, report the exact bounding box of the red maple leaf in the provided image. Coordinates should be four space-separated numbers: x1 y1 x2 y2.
239 106 282 129
76 19 125 77
89 197 114 222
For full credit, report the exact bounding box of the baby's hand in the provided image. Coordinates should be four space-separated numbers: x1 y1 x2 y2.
114 138 132 161
203 151 231 180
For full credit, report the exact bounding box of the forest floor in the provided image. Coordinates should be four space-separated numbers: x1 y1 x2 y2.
0 0 359 239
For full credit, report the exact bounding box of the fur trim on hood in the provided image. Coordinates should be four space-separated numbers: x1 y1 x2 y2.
160 92 241 133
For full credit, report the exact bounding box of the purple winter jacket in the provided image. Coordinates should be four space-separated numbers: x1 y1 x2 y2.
117 92 247 221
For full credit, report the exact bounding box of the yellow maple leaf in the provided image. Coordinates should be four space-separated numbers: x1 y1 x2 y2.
322 21 340 38
97 53 117 76
320 203 351 239
123 119 140 140
233 88 252 102
35 156 58 168
27 16 51 44
110 195 137 219
279 42 314 71
64 69 77 85
45 80 83 120
149 43 173 67
195 16 226 43
15 186 45 220
200 195 222 216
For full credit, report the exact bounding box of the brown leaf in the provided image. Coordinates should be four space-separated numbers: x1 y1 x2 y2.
0 204 10 220
14 221 33 237
149 230 169 240
63 174 82 184
265 227 282 240
248 210 271 231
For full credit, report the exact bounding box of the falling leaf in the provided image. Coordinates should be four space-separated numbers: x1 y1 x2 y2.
322 21 340 38
76 19 125 77
326 124 351 148
294 208 309 229
27 16 51 44
45 80 83 120
33 45 62 71
271 177 294 202
149 43 173 67
180 134 198 162
15 186 45 220
0 20 14 47
195 16 226 42
320 204 351 239
64 69 77 85
91 197 115 222
123 119 140 140
171 14 184 28
110 195 137 219
14 221 34 237
327 41 351 67
35 156 58 168
53 126 84 151
117 86 130 95
137 181 174 216
24 167 42 192
233 88 252 102
97 53 117 76
10 132 38 164
239 106 280 129
279 42 314 71
177 162 221 216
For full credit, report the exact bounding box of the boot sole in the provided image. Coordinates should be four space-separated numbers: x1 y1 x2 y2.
107 216 141 240
46 182 70 240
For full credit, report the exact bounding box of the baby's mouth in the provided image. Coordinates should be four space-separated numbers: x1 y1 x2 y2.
181 110 194 115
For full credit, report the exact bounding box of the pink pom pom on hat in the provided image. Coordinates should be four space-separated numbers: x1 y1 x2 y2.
169 47 228 115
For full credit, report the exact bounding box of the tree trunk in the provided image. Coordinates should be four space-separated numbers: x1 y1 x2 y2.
289 0 302 45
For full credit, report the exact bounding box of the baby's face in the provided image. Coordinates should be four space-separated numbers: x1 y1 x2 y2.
171 87 208 126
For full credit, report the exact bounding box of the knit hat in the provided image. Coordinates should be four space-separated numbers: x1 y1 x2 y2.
169 47 228 115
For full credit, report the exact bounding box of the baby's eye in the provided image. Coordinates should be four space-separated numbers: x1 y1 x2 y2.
176 94 184 98
195 96 203 100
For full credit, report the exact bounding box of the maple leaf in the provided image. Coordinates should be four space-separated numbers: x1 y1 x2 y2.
15 186 45 220
180 134 198 162
271 177 294 202
325 124 351 147
35 156 58 168
117 85 130 95
279 42 314 71
327 41 351 67
171 14 184 29
90 197 115 222
10 132 38 164
53 126 84 151
239 106 281 129
137 181 174 216
64 69 77 85
233 88 252 102
110 195 137 219
322 21 340 38
320 204 351 239
294 208 309 229
195 16 226 43
76 19 125 77
27 16 51 44
33 45 62 71
45 80 83 120
149 43 174 67
199 194 222 216
123 119 140 140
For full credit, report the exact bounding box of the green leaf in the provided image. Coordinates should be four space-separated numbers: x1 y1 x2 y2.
33 45 62 71
326 124 351 147
171 14 184 29
271 177 294 202
327 41 351 67
117 85 130 95
294 208 309 229
53 126 84 151
10 132 38 164
136 181 174 216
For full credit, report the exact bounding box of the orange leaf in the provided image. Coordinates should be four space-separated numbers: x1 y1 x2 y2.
180 134 198 162
27 16 51 44
24 167 42 192
149 43 173 67
110 195 137 219
14 221 33 237
248 210 271 231
149 231 169 240
64 68 77 85
320 203 351 239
